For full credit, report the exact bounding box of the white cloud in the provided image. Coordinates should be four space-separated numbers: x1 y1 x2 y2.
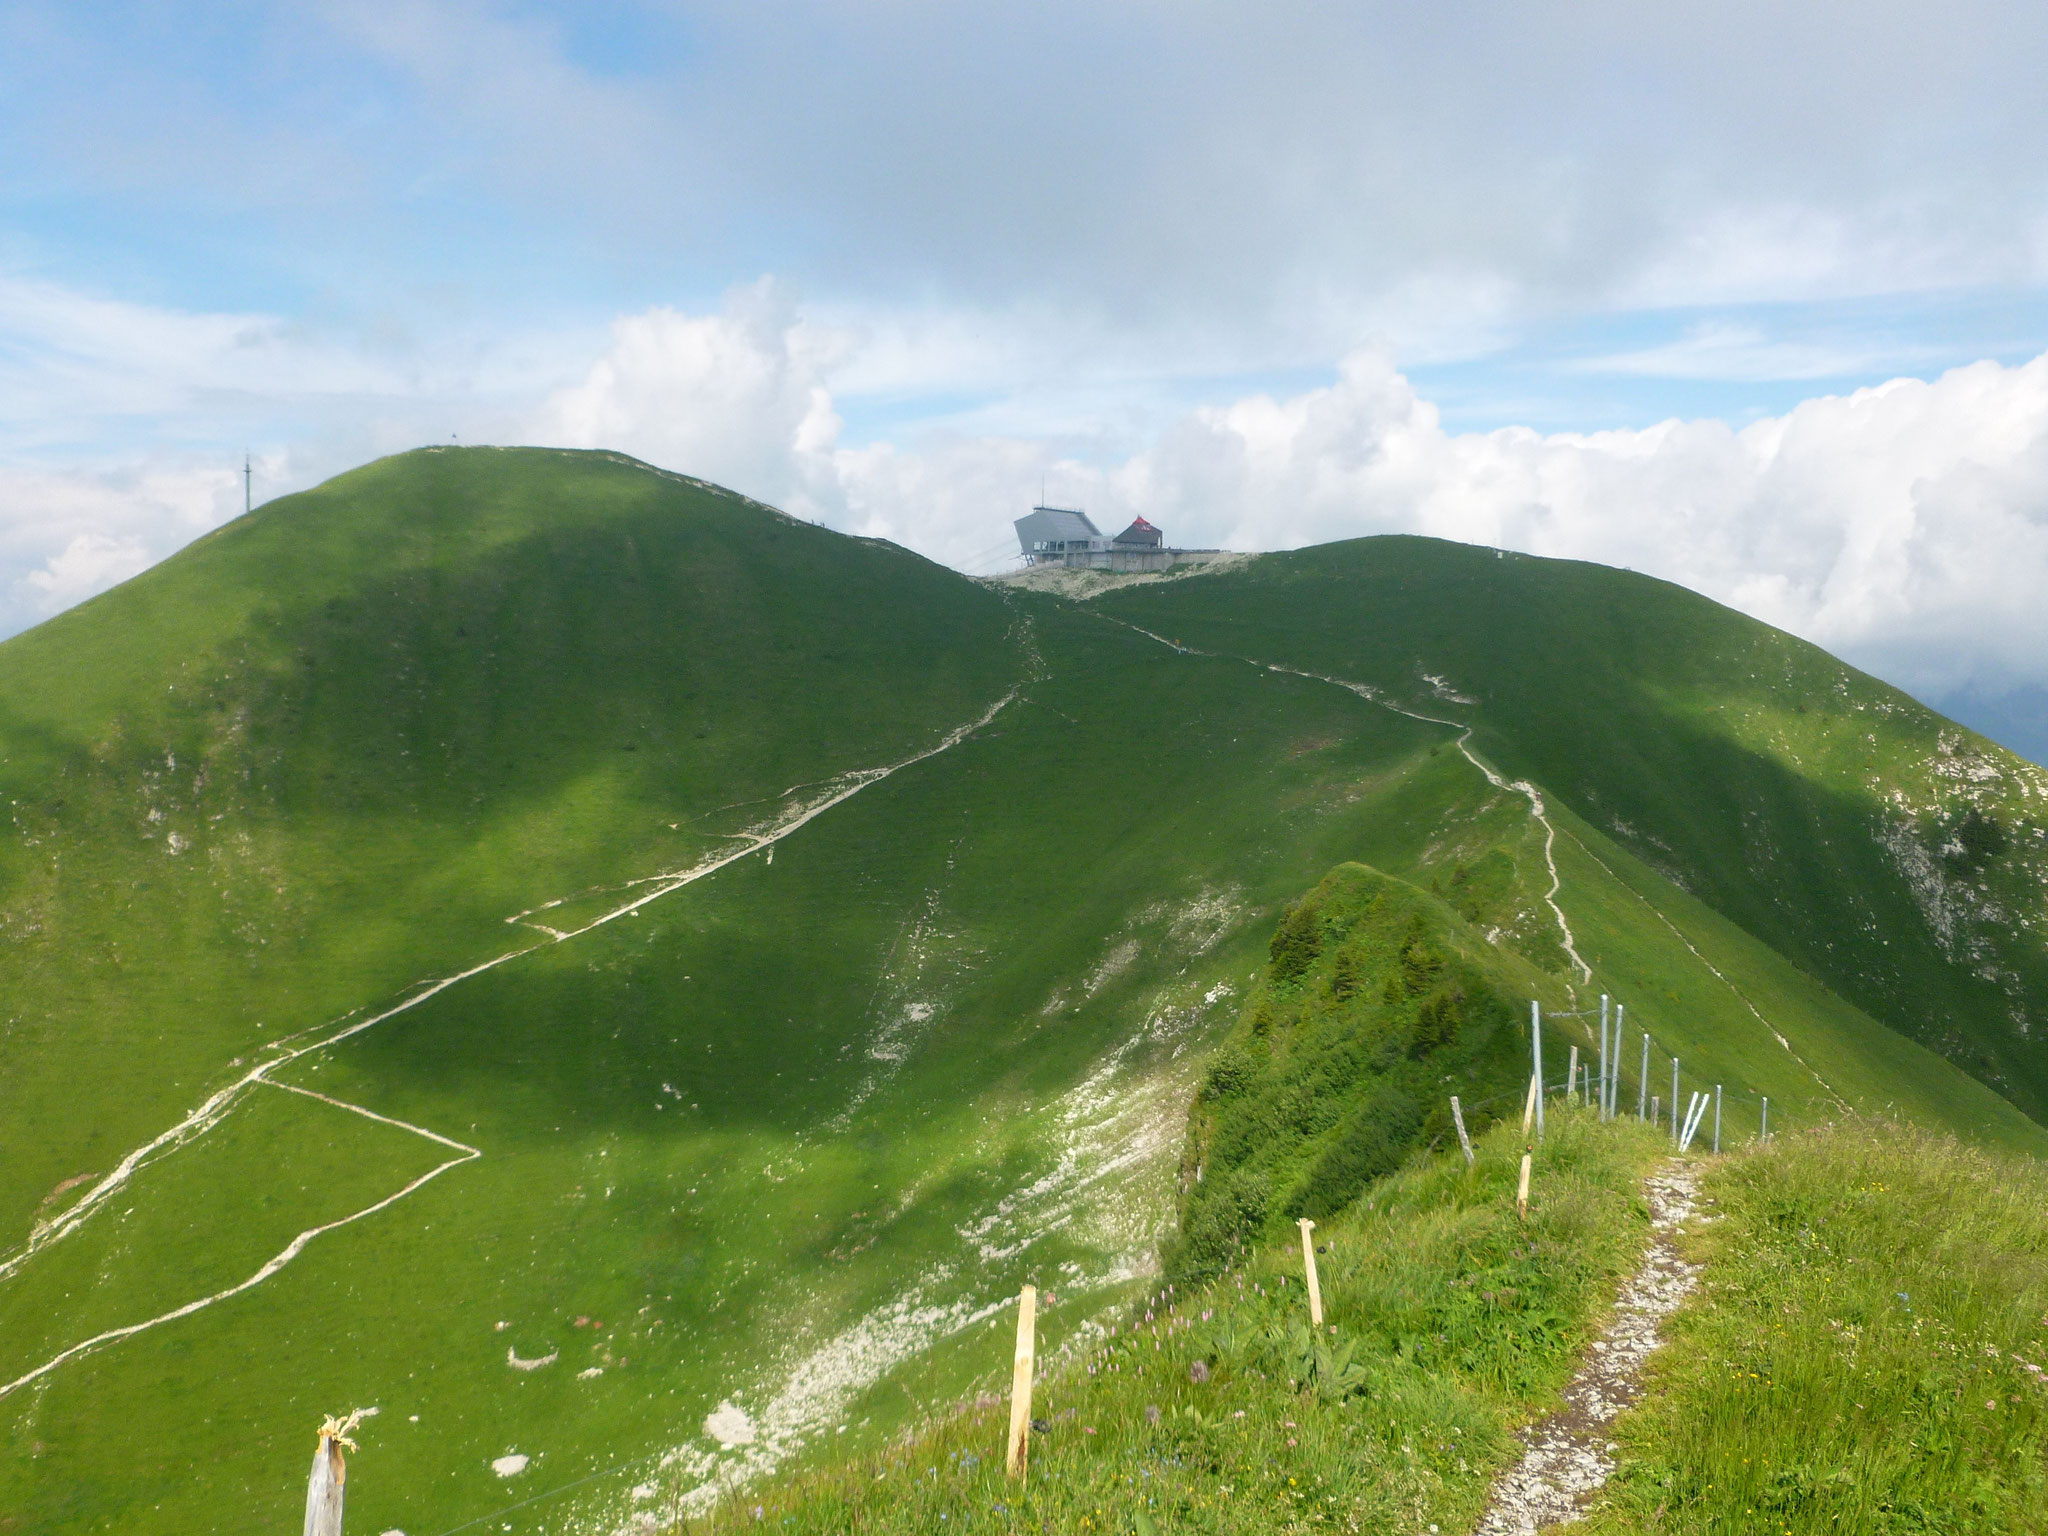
1571 322 1920 383
1106 350 2048 701
0 460 246 632
534 281 853 522
22 533 153 611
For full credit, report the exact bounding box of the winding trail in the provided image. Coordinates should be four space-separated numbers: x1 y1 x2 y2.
1112 622 1593 984
1474 1160 1702 1533
1110 619 1859 1094
0 690 1016 1398
0 1083 481 1400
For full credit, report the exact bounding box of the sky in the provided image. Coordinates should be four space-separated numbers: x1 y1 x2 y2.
4 1 2048 758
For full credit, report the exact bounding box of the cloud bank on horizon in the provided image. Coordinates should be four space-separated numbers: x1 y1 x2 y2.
537 287 2048 717
2 1 2047 751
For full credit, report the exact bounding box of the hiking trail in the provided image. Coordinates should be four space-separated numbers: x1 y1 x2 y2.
1474 1159 1702 1533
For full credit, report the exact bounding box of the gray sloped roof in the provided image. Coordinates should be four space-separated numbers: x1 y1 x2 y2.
1014 507 1102 550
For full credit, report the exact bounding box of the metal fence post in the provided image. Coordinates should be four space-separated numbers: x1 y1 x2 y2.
1598 995 1610 1122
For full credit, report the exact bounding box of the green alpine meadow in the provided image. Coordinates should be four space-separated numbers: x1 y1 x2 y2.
5 446 2048 1536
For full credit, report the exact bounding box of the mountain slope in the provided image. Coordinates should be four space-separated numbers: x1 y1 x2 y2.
1101 538 2048 1120
0 446 1020 1244
1 456 2042 1535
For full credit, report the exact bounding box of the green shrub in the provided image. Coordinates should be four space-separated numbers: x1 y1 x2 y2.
1268 899 1322 983
1198 1043 1259 1102
1287 1083 1425 1220
1170 860 1555 1286
1175 1166 1271 1279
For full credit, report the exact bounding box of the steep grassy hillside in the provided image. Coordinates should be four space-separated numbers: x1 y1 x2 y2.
1102 540 2048 1120
0 447 1020 1243
2 459 2042 1536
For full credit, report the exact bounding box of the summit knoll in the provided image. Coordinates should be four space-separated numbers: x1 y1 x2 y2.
0 449 2042 1535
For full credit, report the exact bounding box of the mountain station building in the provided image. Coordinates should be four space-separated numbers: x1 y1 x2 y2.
1013 506 1175 572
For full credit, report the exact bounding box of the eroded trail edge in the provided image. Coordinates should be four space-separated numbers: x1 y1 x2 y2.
1474 1160 1701 1534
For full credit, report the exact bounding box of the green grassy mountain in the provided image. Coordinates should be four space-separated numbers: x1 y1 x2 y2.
1 449 2043 1535
1100 541 2048 1119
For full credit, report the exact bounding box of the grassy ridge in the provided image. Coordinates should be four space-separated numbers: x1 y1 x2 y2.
693 1110 1668 1536
1101 539 2048 1119
0 448 1022 1240
1173 862 1563 1283
0 578 1477 1533
1595 1123 2048 1534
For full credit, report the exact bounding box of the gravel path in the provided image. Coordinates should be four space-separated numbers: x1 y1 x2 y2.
1473 1160 1702 1534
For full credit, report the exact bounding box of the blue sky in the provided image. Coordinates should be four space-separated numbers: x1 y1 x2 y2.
4 1 2048 756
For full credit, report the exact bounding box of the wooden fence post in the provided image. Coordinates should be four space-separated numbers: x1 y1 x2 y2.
1517 1153 1532 1221
1006 1286 1037 1480
1450 1095 1474 1167
1567 1046 1579 1108
1298 1219 1324 1328
1531 1002 1544 1141
1760 1096 1769 1142
304 1412 362 1536
1521 1073 1539 1139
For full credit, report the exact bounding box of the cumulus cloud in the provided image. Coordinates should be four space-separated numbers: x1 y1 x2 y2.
1116 351 2048 703
0 460 246 632
22 533 154 611
535 281 853 522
